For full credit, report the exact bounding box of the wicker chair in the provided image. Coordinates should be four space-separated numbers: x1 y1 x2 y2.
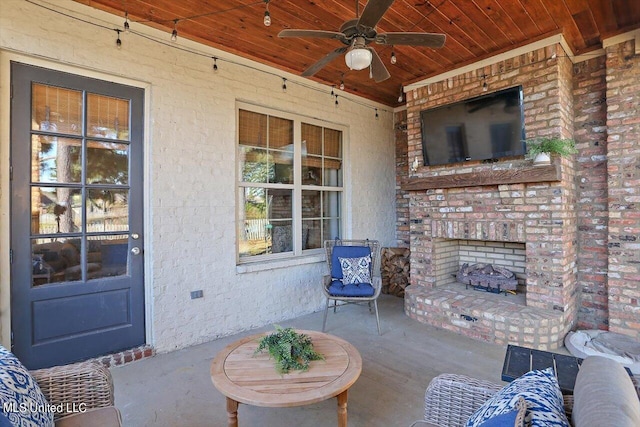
31 361 122 426
410 373 574 427
322 239 382 334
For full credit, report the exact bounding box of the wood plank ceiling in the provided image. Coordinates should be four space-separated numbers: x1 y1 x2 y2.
73 0 640 106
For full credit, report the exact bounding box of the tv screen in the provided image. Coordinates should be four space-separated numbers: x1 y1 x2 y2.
420 86 525 166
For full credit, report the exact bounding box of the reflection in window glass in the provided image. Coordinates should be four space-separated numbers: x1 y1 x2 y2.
88 235 129 280
31 136 82 183
31 84 82 135
238 107 342 260
87 189 129 233
86 141 129 185
31 187 82 234
238 187 293 257
239 147 293 184
31 237 82 286
87 94 130 140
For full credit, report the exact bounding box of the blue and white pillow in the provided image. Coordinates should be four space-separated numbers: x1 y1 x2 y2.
0 346 54 427
466 368 569 427
338 255 372 284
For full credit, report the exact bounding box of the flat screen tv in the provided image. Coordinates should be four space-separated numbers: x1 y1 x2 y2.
420 86 525 166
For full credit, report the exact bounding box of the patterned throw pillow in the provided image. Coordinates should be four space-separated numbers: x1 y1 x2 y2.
338 255 372 284
0 346 54 427
477 396 527 427
466 368 569 427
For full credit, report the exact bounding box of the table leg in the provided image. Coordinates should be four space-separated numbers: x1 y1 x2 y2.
337 389 348 427
226 397 239 427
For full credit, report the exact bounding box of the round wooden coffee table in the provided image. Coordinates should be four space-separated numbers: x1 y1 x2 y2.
210 330 362 427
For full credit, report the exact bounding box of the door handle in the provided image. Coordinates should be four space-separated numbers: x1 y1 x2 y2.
131 247 141 255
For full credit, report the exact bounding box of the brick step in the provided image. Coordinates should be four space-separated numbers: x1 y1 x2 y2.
404 284 569 350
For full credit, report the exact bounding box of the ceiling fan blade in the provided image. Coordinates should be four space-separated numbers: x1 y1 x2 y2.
376 32 446 48
278 29 347 43
301 47 348 77
357 0 395 31
369 49 391 82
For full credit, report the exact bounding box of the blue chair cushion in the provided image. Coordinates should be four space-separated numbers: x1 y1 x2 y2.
331 245 372 280
328 280 375 297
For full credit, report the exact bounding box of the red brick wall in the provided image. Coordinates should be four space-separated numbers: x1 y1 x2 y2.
573 55 609 330
396 36 640 342
404 44 578 323
606 38 640 339
394 110 410 248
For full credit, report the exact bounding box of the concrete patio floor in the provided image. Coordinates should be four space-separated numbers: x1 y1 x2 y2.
111 294 510 426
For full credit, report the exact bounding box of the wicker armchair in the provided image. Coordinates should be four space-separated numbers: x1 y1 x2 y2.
31 361 122 427
322 239 382 334
410 373 574 427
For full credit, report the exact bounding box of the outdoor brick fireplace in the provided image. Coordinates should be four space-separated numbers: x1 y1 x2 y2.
400 42 579 350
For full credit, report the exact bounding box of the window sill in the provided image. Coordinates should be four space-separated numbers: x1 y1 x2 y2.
236 253 326 274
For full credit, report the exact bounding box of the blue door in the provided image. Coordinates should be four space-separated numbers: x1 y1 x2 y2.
10 62 145 369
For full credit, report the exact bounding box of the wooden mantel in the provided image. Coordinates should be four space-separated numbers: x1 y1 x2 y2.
401 164 560 191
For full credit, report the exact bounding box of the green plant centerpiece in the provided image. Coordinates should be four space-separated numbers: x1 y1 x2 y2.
526 137 577 165
254 325 324 374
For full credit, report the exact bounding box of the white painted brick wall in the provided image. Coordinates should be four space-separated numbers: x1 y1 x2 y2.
0 0 396 352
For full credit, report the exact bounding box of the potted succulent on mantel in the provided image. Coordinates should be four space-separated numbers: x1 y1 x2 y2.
526 137 577 166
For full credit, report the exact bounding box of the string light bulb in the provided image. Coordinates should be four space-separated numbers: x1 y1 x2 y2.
282 78 287 92
390 49 397 64
339 80 345 90
482 75 488 92
212 57 218 72
171 20 178 42
375 108 379 119
123 12 130 34
115 29 122 49
398 85 404 103
330 85 335 96
263 0 271 26
335 95 339 107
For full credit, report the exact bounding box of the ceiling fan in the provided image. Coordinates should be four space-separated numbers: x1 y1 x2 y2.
278 0 446 82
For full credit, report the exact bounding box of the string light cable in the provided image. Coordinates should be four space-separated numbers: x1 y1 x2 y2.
22 0 600 113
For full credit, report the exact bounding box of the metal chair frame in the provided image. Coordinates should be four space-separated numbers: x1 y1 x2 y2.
321 239 381 335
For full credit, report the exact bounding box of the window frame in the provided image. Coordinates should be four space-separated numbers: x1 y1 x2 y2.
236 102 346 264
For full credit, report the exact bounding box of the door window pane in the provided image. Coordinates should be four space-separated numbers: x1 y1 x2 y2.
87 94 130 140
31 237 82 286
87 189 129 233
31 187 82 234
32 136 82 183
31 84 82 135
88 235 129 280
86 141 129 185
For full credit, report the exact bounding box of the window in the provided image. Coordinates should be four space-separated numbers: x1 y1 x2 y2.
237 106 343 261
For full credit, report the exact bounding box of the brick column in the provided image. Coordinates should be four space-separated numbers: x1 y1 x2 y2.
573 56 609 330
606 37 640 339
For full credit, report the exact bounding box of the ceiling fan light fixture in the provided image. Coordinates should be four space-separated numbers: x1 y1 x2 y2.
345 47 372 71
